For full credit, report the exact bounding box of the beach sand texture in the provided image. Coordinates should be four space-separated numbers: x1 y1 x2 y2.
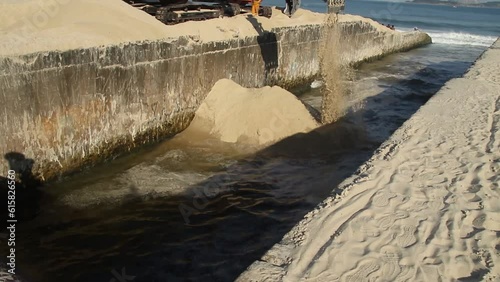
0 0 390 56
238 39 500 282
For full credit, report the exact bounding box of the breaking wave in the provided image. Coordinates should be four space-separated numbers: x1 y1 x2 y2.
426 31 497 47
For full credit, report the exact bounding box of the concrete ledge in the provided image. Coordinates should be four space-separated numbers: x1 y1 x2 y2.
0 20 431 181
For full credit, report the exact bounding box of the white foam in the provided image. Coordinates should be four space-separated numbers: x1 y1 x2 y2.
427 31 497 47
310 80 324 88
396 27 497 48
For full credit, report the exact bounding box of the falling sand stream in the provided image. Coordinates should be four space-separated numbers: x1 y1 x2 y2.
320 12 349 124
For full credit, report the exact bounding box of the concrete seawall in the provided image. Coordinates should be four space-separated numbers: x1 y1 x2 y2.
0 19 431 181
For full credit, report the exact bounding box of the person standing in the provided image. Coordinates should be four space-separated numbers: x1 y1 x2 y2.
285 0 293 16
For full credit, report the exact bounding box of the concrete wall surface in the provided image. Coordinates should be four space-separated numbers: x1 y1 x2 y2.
0 20 431 181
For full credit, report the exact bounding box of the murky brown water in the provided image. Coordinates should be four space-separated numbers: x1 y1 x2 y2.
4 44 476 282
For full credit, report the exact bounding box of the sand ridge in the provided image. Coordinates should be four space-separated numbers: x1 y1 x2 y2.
0 0 394 57
0 0 171 56
237 38 500 282
0 0 318 56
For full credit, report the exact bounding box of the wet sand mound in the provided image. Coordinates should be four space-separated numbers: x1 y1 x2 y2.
182 79 320 147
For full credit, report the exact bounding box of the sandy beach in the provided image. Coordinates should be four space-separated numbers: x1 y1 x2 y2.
238 38 500 281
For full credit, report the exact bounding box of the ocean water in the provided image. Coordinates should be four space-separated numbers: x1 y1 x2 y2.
294 0 498 148
345 0 499 51
7 2 499 282
283 0 499 51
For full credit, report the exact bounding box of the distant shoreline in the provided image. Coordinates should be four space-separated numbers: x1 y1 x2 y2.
406 0 500 9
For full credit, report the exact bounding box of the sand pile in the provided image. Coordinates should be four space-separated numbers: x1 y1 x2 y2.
160 7 324 42
0 0 391 57
0 0 325 56
182 79 320 147
0 0 171 56
0 0 398 57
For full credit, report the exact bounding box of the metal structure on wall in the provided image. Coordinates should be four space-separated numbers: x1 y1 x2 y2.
325 0 346 14
125 0 345 25
125 0 272 24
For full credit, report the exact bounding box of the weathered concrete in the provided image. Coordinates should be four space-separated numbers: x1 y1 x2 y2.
0 21 431 181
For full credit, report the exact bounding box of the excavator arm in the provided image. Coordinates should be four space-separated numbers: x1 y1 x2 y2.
325 0 345 14
285 0 344 16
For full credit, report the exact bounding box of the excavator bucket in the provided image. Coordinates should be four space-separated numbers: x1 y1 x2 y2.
325 0 345 14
